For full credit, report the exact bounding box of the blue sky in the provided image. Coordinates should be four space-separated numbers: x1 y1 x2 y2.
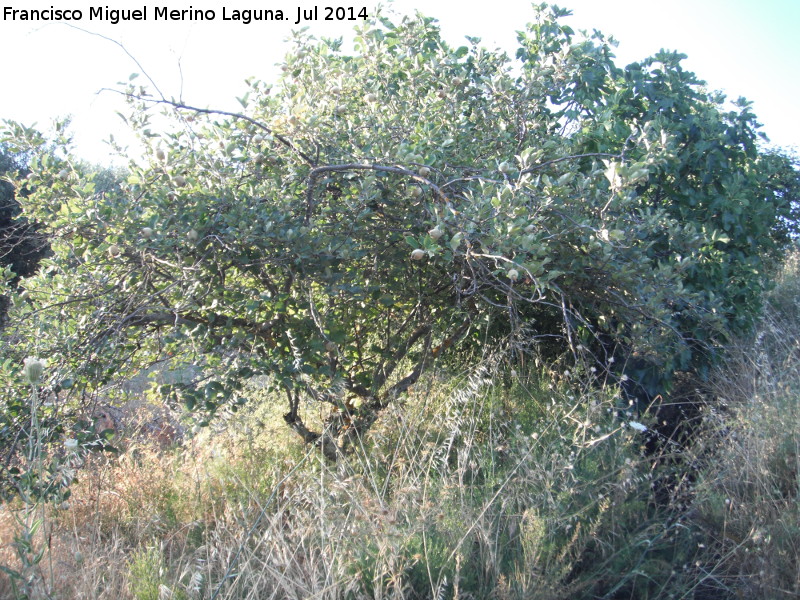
1 0 797 163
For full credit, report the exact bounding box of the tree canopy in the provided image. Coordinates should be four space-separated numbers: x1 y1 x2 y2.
2 5 798 460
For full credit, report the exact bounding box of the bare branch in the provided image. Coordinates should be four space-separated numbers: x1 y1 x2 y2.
65 25 166 100
106 92 316 166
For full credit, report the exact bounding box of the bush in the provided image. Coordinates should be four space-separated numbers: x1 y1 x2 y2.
127 545 166 600
2 6 797 458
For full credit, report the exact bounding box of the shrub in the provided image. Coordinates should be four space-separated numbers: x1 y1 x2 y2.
1 5 797 462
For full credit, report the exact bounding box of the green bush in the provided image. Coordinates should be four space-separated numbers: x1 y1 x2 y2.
2 4 797 465
127 545 166 600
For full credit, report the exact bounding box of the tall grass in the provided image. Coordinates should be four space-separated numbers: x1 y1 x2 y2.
2 363 701 599
690 253 800 599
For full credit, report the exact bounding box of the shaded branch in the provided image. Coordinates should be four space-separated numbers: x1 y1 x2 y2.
370 323 432 393
282 389 339 461
112 310 280 342
520 152 620 175
381 328 434 406
304 163 448 225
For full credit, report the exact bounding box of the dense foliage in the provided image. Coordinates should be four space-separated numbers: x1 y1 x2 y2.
0 145 50 325
2 5 797 460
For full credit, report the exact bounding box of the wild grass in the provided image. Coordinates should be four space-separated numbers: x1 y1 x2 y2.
689 253 800 599
2 255 799 599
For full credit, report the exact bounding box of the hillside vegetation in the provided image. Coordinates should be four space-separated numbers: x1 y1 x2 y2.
1 5 799 599
1 255 799 598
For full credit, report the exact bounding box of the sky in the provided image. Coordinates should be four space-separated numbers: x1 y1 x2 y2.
1 0 798 165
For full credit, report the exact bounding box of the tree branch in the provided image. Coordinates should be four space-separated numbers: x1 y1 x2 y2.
370 323 432 393
106 92 316 166
520 152 620 175
304 163 448 225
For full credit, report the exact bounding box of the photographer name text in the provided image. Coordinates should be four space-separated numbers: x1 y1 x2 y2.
3 5 369 25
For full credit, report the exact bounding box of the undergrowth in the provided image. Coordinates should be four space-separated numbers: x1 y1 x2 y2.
2 257 799 599
690 253 800 599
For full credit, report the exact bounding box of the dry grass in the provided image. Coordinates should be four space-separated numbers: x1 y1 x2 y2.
2 362 685 599
689 253 800 599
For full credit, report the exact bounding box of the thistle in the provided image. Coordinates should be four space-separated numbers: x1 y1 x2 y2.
23 357 46 385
